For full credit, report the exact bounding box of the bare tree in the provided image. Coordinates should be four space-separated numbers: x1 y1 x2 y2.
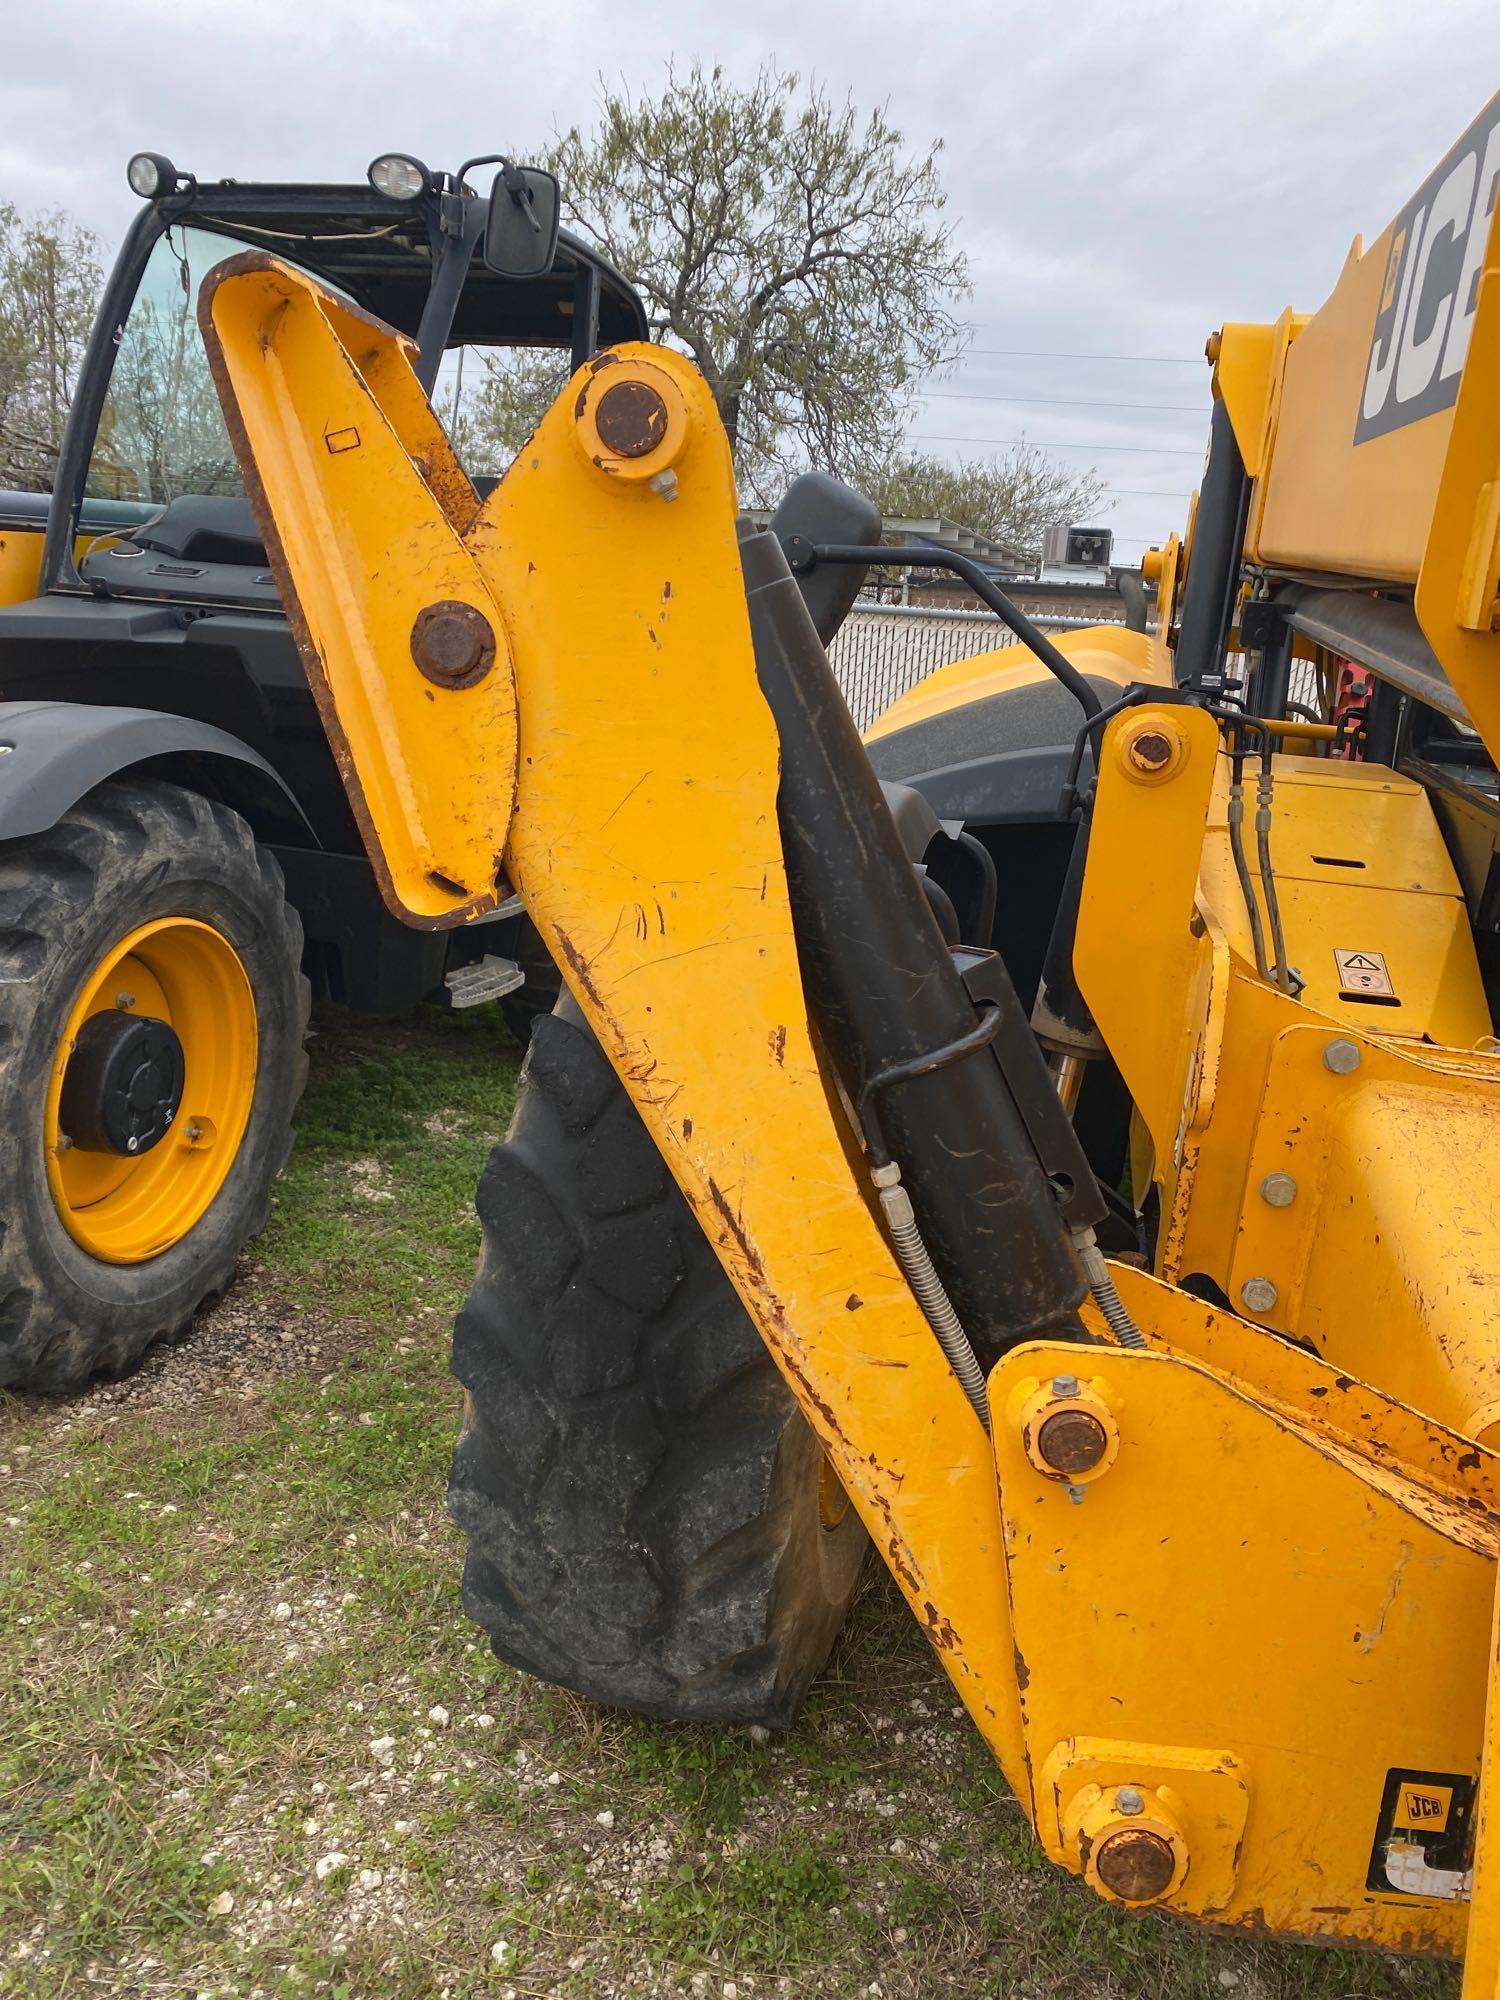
863 446 1108 563
465 63 969 498
0 204 102 491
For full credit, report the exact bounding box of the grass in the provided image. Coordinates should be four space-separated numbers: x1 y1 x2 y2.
0 1006 1464 1998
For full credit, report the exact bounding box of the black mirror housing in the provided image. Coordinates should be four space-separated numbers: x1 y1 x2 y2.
769 472 883 646
483 166 561 279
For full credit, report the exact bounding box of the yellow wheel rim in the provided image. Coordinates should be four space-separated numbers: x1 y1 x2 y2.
44 917 258 1264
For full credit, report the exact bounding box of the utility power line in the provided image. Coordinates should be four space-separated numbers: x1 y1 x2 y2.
962 346 1203 365
922 389 1205 413
914 430 1205 458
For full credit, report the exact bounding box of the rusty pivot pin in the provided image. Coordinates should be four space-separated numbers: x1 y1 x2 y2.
409 600 497 690
594 379 670 459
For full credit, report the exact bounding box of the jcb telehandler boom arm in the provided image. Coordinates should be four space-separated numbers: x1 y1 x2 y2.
200 111 1500 1977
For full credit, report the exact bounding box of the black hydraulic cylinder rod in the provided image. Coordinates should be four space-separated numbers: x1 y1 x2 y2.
1174 399 1251 692
740 527 1086 1355
1250 613 1295 723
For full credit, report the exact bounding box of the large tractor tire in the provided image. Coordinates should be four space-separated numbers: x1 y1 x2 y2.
450 997 867 1725
0 779 309 1393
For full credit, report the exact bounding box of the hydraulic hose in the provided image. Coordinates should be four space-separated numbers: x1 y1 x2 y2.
872 1162 991 1428
1075 1232 1147 1350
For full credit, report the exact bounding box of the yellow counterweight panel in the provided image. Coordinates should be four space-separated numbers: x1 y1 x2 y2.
200 253 1035 1802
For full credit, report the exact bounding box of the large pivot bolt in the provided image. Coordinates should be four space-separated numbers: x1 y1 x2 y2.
410 600 497 690
59 1011 185 1157
1117 711 1189 784
1070 1782 1189 1907
594 380 670 459
1012 1373 1119 1495
1094 1826 1179 1902
573 357 691 491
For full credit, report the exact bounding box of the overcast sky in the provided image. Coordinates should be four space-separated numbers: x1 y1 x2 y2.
3 0 1496 555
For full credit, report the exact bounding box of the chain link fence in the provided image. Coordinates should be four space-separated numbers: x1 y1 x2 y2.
828 603 1125 731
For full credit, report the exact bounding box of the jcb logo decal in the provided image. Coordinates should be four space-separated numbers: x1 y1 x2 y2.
1357 92 1500 443
1394 1782 1454 1833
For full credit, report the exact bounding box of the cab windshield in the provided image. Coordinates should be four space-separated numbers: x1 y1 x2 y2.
85 225 328 505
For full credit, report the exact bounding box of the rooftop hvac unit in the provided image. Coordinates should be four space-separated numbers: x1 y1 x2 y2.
1042 523 1114 568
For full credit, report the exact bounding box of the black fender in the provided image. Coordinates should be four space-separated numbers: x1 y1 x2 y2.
0 700 315 844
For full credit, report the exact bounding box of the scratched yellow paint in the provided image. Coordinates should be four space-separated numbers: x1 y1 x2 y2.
202 255 1035 1802
201 258 517 929
202 252 1500 1968
994 1328 1495 1952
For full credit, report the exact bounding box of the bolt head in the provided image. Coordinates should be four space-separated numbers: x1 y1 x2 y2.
1095 1826 1177 1903
1050 1373 1081 1398
1114 1786 1146 1817
409 600 496 690
595 379 670 459
1240 1276 1278 1314
1128 729 1174 772
1323 1037 1362 1075
1037 1408 1110 1477
115 991 136 1011
1259 1171 1298 1208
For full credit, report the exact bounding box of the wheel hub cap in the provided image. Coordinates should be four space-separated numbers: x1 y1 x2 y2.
59 1011 186 1157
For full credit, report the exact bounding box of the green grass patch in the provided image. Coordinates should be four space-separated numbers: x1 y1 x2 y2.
254 1002 519 1318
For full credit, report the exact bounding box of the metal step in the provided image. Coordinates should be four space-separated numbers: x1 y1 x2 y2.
444 955 526 1008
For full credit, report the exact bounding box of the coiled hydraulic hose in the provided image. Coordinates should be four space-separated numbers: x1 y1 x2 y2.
871 1162 991 1429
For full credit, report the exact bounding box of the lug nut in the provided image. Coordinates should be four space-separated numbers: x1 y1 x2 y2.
1259 1171 1298 1207
1128 729 1174 773
1323 1038 1362 1075
1240 1276 1278 1313
1095 1826 1177 1903
1036 1407 1110 1476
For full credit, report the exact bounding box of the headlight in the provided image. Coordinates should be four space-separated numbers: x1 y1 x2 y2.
126 152 178 200
367 153 430 201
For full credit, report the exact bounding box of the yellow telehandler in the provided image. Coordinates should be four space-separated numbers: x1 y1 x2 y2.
186 92 1496 1982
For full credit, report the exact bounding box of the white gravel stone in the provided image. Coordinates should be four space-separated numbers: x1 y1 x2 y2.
368 1736 397 1767
490 1938 513 1967
272 1603 292 1623
427 1705 450 1727
314 1853 349 1880
595 1810 615 1829
357 1869 383 1891
208 1891 234 1916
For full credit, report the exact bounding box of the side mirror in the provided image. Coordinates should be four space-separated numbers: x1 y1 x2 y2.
483 164 560 278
